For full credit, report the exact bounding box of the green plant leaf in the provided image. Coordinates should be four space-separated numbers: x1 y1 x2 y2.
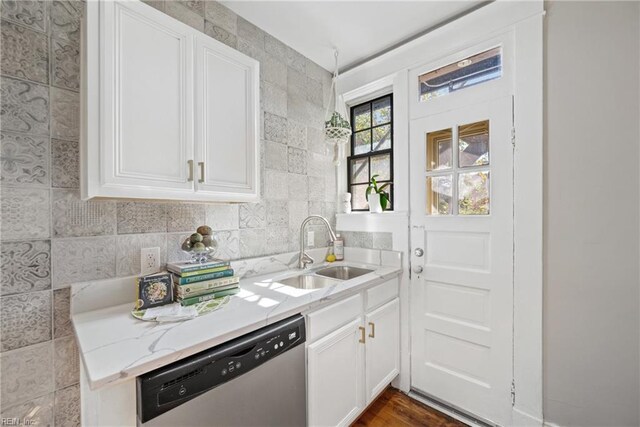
365 185 373 201
369 174 379 192
379 191 389 210
380 196 388 210
378 183 390 192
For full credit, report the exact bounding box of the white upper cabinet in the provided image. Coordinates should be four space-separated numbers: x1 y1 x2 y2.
194 36 259 199
82 0 260 202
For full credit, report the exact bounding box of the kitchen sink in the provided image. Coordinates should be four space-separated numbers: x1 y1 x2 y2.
278 274 339 290
315 266 373 281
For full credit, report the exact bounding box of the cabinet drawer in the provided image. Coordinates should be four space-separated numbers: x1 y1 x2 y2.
307 294 363 343
366 278 399 311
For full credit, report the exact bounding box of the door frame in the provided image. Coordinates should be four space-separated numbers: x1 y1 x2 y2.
337 2 544 425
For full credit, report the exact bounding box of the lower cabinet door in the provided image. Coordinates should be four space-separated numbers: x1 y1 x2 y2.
307 318 365 427
365 298 400 403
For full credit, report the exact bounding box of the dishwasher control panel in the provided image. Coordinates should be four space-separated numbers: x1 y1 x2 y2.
137 315 306 423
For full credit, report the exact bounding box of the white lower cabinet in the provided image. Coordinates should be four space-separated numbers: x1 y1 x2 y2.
365 298 400 402
307 318 365 427
306 279 400 427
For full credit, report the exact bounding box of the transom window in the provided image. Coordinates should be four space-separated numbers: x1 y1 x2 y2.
419 47 502 102
426 120 490 215
348 94 394 211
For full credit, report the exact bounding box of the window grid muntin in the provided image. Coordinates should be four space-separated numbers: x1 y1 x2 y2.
348 94 394 211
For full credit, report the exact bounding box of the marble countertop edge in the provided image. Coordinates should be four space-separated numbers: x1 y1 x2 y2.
73 260 402 390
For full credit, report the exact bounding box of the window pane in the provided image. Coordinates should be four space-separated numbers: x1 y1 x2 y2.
351 184 369 210
426 175 452 215
458 171 490 215
372 125 391 151
419 47 502 102
354 130 371 155
353 104 371 131
350 158 369 184
426 128 452 171
372 97 391 126
459 120 489 167
370 153 391 181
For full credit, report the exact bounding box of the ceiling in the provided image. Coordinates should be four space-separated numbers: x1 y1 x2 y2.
221 1 485 72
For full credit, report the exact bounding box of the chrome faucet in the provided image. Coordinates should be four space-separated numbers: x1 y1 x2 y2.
298 215 338 269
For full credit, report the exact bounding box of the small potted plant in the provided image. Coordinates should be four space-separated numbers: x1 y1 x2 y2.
324 111 352 144
365 175 390 213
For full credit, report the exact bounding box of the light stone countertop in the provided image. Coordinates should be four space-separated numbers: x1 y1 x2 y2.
71 247 402 390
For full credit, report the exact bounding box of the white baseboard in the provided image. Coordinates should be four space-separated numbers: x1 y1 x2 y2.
407 390 495 427
512 407 544 426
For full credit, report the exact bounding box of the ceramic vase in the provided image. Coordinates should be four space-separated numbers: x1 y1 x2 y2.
341 193 352 213
368 193 383 213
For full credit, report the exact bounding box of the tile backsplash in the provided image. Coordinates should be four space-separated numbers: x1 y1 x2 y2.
0 0 337 423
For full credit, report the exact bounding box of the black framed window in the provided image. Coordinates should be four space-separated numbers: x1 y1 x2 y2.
347 94 394 211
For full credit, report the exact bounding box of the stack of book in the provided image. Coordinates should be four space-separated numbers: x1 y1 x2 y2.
167 259 240 306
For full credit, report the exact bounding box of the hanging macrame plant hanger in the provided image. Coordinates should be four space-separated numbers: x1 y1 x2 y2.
324 51 352 159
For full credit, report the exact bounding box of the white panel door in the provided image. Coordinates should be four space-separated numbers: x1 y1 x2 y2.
100 1 194 192
194 36 260 202
307 318 365 427
365 298 400 403
409 97 513 425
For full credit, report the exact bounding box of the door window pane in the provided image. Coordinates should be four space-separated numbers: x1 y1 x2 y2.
353 104 371 131
458 171 490 215
372 97 391 125
351 184 369 210
372 125 391 151
459 120 489 167
426 175 452 215
350 158 369 184
354 130 371 155
370 153 391 181
426 129 452 171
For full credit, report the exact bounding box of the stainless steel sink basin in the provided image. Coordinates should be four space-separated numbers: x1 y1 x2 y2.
278 275 339 290
315 266 373 281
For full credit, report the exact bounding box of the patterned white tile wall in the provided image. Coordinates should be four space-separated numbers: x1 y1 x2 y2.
0 1 337 423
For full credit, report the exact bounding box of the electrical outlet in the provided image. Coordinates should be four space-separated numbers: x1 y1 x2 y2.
140 247 161 275
307 231 315 248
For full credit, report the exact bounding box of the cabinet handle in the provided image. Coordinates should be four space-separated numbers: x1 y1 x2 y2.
368 322 375 338
198 162 205 183
187 160 194 182
358 326 366 344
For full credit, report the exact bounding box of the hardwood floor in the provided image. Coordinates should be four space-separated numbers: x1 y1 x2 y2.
352 388 466 427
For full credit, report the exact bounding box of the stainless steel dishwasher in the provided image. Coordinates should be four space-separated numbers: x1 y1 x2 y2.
137 315 306 426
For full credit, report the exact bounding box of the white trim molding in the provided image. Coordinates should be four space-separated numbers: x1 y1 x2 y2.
337 1 544 424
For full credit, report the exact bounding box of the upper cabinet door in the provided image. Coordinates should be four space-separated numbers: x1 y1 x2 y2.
87 1 195 199
194 36 260 202
101 1 194 191
83 0 260 202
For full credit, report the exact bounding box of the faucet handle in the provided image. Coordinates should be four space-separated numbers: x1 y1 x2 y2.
301 252 314 268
